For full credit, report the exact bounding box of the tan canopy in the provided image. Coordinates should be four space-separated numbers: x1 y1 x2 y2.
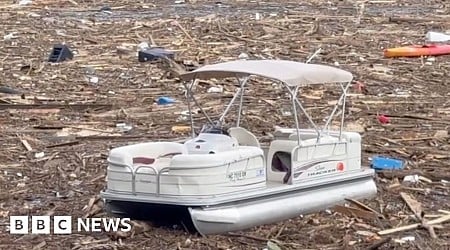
179 60 353 86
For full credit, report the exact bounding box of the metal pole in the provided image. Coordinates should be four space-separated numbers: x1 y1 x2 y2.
284 85 320 135
291 86 301 146
183 81 196 138
220 87 242 122
186 79 214 126
294 98 320 134
236 76 249 127
275 47 322 144
339 82 350 140
306 48 322 63
321 82 352 135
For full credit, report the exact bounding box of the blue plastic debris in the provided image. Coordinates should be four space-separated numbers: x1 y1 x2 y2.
370 156 405 170
157 96 175 105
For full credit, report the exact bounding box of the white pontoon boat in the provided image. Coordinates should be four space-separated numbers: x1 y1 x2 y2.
100 60 377 235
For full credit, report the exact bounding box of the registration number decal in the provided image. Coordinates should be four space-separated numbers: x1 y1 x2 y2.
228 171 247 181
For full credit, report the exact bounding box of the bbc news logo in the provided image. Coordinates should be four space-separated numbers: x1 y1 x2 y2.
9 216 132 234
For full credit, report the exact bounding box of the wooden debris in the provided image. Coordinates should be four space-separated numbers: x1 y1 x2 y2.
345 198 384 219
400 192 436 238
434 130 448 139
388 16 449 23
46 141 80 148
20 139 33 151
0 1 448 249
438 210 450 215
400 192 422 216
227 232 268 242
377 214 450 235
0 103 112 110
333 205 377 220
366 237 391 250
130 221 152 236
83 195 101 218
380 170 450 182
32 241 47 250
109 220 152 240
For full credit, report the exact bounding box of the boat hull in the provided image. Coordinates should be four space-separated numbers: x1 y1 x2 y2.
102 170 377 235
188 175 377 235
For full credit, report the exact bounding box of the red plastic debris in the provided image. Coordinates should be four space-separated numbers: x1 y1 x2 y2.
353 81 365 92
377 114 390 124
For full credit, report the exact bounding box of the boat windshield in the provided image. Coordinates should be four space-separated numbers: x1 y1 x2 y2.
200 122 230 136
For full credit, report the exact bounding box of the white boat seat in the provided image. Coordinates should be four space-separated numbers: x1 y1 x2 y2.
228 127 261 148
108 141 188 169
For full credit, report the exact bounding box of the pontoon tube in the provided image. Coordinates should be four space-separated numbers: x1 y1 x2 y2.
189 176 377 235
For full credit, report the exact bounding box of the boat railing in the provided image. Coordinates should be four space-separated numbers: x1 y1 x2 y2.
292 141 348 162
107 161 158 195
133 165 158 194
109 154 264 196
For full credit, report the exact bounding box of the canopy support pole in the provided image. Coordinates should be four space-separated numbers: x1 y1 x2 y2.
219 76 248 125
184 78 217 137
290 86 301 146
219 88 240 123
236 76 249 127
339 82 350 140
321 81 351 138
293 98 320 137
186 79 215 126
183 81 196 138
305 48 322 63
283 84 321 140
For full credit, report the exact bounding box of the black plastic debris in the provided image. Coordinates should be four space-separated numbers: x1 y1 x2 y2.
182 60 200 71
100 6 112 12
48 44 73 63
138 48 174 62
0 86 21 94
100 6 112 14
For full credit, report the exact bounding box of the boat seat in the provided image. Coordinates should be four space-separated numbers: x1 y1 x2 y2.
131 157 172 174
273 126 294 140
108 142 188 170
228 127 260 148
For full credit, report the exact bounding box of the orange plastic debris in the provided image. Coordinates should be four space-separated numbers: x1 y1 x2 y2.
384 44 450 58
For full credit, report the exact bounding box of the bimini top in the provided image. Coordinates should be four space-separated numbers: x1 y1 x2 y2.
179 60 353 86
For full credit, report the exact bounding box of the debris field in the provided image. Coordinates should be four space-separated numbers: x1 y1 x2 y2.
0 0 449 249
